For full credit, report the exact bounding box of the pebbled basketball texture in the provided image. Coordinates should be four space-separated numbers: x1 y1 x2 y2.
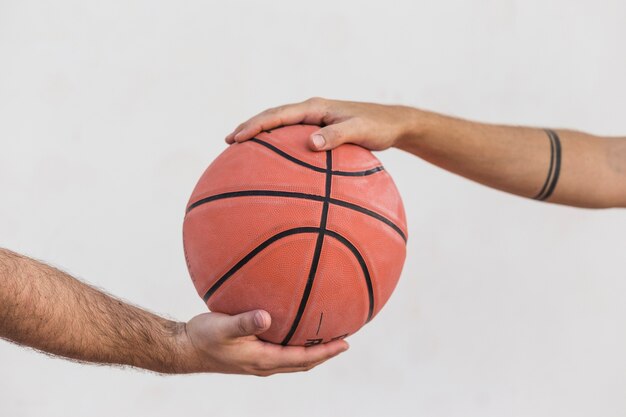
183 125 407 346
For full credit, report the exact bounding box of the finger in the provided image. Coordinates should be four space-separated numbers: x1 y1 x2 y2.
231 99 329 143
309 122 357 151
225 123 246 144
256 360 330 376
218 310 272 339
268 349 345 374
256 339 349 371
232 105 307 142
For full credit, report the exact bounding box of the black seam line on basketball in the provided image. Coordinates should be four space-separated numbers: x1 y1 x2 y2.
328 198 407 242
250 138 384 176
281 150 333 346
324 229 375 323
201 227 320 302
316 312 324 336
533 129 556 200
332 166 385 176
186 190 407 242
540 129 562 201
186 190 325 213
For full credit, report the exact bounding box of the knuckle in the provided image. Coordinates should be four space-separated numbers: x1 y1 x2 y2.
253 369 272 377
351 116 364 125
306 96 325 105
235 123 250 136
249 356 273 371
266 106 283 115
323 126 337 137
237 317 248 335
348 117 366 131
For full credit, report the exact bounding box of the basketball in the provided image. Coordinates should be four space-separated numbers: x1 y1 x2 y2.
183 125 407 346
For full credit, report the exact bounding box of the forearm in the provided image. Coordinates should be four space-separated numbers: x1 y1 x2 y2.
0 248 191 373
398 110 626 208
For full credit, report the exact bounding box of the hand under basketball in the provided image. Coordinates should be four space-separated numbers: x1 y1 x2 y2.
225 97 423 151
178 310 349 376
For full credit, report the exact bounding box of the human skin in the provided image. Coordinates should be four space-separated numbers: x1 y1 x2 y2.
227 98 626 209
0 248 348 376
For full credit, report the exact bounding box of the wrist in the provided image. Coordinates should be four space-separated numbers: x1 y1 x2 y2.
166 321 204 374
394 106 432 151
143 320 203 374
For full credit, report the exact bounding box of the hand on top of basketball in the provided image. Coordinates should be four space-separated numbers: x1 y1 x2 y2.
225 98 421 152
178 309 349 376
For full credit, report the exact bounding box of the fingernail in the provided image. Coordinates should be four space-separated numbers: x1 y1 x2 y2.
312 134 325 149
253 311 266 328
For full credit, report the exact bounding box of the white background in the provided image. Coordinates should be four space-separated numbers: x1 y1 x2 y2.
1 1 625 416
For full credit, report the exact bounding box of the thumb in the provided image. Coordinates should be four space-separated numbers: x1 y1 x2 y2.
219 310 271 339
309 124 351 151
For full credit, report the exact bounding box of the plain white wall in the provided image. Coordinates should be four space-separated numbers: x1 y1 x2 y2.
1 1 625 416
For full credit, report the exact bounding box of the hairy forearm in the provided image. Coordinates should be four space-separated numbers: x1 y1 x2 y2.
0 248 190 373
398 110 626 208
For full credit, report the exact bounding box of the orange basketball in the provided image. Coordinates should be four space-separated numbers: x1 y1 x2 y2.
183 125 407 346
